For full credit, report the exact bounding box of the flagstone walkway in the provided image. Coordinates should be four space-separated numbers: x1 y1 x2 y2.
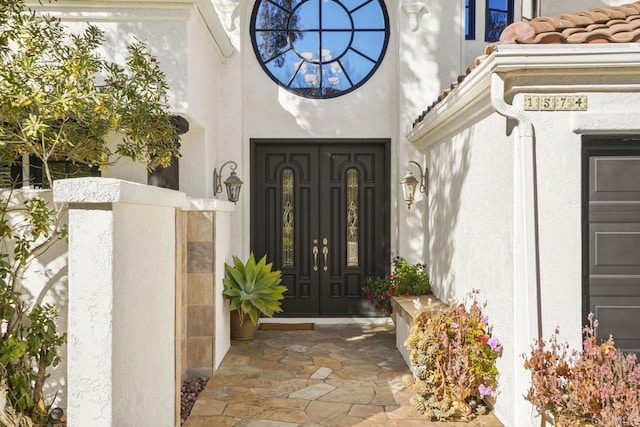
183 323 504 427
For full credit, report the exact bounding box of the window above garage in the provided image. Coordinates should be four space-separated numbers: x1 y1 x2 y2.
485 0 514 42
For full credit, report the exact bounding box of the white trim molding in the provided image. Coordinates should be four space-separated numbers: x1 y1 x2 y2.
26 0 235 58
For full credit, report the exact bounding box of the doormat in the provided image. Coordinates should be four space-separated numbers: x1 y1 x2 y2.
258 323 315 331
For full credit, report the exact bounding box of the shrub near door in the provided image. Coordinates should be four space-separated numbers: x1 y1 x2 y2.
362 256 431 316
222 253 286 340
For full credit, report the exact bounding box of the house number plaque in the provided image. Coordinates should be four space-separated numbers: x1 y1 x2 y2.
523 95 588 111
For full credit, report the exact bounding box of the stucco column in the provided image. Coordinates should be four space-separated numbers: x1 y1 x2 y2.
54 178 186 427
397 1 464 262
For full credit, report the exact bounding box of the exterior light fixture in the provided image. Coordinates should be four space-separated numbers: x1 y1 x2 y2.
213 161 243 203
47 407 64 426
400 160 427 210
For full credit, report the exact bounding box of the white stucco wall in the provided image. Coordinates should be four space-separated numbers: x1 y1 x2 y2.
55 178 186 427
207 1 471 261
32 0 477 267
397 1 466 264
540 0 632 17
410 45 640 426
231 1 401 258
519 97 584 346
419 108 517 424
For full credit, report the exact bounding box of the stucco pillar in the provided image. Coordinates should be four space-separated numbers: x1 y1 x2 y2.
397 1 464 262
54 178 186 427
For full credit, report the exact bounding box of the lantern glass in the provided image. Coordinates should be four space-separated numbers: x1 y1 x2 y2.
401 171 419 209
224 171 243 203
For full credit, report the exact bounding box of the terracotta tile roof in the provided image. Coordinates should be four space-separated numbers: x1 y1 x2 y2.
412 1 640 128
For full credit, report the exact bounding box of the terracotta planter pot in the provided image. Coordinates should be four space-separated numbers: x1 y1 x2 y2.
230 309 256 340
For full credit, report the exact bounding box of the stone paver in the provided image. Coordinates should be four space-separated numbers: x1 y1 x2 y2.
310 367 333 380
289 383 336 400
183 323 504 427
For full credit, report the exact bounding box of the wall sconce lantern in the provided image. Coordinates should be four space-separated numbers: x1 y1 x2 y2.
213 160 243 203
401 160 427 210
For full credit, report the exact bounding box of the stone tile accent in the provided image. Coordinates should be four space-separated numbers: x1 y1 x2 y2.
187 211 214 242
187 305 213 337
182 210 217 380
187 336 213 372
187 274 213 306
187 242 213 273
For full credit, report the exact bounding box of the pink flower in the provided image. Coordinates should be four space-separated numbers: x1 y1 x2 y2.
366 292 374 300
488 337 500 351
389 274 395 281
452 323 459 329
478 384 493 396
481 315 489 325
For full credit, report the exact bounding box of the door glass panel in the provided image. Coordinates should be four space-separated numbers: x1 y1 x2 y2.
282 168 295 267
346 168 359 267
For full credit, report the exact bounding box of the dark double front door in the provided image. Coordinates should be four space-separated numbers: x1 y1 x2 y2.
251 140 390 316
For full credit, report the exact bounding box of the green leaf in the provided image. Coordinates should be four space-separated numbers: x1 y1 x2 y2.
0 335 28 365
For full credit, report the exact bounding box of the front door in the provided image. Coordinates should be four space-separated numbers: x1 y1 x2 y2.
251 139 390 316
584 136 640 356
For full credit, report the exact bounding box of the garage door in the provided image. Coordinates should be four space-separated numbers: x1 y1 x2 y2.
585 137 640 356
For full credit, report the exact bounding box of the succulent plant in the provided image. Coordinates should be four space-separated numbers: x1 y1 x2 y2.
222 253 287 326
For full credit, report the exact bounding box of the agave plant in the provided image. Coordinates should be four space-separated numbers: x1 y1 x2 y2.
222 253 287 326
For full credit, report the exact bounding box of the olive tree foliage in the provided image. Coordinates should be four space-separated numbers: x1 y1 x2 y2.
0 0 181 423
0 0 179 185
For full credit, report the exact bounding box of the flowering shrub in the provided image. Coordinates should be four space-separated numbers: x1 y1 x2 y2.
402 291 502 421
523 313 640 426
361 256 430 315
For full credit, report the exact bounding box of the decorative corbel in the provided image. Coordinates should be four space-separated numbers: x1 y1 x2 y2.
402 2 428 32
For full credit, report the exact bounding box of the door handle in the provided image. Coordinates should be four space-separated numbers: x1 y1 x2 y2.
322 238 328 271
312 244 319 271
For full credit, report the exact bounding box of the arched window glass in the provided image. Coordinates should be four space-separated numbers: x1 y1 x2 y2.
282 168 295 267
251 0 390 99
346 168 359 267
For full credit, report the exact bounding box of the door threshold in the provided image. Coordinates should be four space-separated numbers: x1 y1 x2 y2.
259 317 393 325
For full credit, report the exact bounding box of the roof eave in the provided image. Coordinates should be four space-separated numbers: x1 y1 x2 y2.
25 0 235 59
408 44 640 152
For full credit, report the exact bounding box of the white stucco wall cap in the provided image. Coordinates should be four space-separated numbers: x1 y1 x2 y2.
53 177 187 207
26 0 234 58
185 198 236 212
408 43 640 151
